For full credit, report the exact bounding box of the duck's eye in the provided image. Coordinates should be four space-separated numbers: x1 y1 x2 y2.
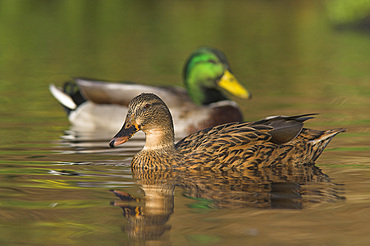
144 103 150 110
208 59 217 64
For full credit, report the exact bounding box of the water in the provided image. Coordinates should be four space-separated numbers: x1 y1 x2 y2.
1 0 370 245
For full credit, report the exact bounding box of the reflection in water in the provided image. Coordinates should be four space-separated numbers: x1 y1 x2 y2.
112 171 175 241
58 128 178 154
56 128 146 154
178 165 343 209
111 165 345 241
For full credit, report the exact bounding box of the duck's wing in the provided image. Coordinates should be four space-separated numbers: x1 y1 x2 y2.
175 122 273 154
175 114 336 170
249 114 318 144
75 78 190 107
175 122 274 170
176 114 345 170
175 114 313 152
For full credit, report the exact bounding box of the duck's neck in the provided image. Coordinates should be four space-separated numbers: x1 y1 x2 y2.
143 128 176 153
186 79 228 105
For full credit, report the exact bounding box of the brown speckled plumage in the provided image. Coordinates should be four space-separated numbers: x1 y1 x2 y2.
176 122 344 171
109 93 346 170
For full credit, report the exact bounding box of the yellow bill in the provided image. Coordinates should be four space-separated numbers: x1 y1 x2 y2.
218 70 251 99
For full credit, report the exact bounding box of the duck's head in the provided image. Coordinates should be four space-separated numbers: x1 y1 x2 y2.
184 47 251 105
109 93 175 149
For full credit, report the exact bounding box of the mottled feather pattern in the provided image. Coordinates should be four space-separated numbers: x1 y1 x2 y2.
132 150 178 171
174 123 345 171
176 122 281 170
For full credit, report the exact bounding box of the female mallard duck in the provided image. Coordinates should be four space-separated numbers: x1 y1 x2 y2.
109 93 346 171
49 47 250 137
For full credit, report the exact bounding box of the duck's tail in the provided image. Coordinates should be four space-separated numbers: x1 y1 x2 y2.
309 128 346 162
49 83 87 115
49 84 77 110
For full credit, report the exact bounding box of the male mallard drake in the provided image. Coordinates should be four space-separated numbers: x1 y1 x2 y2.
109 93 346 171
49 47 251 137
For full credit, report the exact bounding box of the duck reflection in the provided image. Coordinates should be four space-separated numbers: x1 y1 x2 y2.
179 165 342 209
111 171 175 240
54 128 146 155
111 164 344 240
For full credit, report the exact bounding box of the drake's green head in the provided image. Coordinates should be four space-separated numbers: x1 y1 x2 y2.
183 47 251 105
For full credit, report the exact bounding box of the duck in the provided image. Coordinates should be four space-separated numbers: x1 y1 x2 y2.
109 93 346 171
49 47 251 137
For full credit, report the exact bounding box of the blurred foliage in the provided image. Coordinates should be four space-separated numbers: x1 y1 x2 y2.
326 0 370 28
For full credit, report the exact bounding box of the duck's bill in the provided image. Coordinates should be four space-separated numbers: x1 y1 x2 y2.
218 70 251 99
109 123 139 148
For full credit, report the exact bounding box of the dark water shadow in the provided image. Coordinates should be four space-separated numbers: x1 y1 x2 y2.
111 164 345 241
